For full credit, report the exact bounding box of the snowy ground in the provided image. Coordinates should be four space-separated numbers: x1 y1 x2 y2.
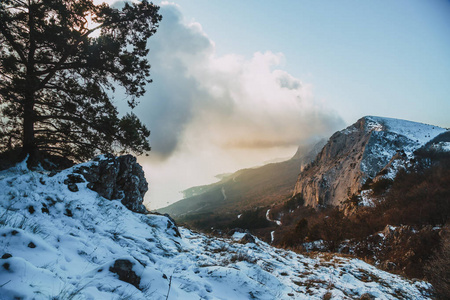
0 159 433 299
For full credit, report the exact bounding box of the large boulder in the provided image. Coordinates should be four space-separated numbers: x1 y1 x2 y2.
74 154 148 213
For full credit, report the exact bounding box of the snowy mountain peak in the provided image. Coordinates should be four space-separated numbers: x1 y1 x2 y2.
362 116 446 146
0 159 433 299
294 116 447 207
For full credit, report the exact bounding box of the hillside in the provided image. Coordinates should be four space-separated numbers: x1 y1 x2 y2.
293 116 447 207
266 143 450 296
0 157 434 299
157 139 325 224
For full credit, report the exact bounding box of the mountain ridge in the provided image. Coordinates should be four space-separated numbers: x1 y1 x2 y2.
293 116 447 207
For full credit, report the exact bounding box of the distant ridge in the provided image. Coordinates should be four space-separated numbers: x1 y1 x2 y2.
157 139 326 218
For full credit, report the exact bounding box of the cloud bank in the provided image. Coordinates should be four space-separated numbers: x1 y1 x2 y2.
133 3 344 160
112 3 346 209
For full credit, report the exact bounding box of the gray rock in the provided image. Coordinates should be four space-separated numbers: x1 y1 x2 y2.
109 259 141 290
67 183 78 192
74 154 148 213
64 174 84 192
165 214 181 238
240 233 256 244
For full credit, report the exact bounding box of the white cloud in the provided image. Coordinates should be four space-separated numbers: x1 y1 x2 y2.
138 3 343 157
132 3 344 208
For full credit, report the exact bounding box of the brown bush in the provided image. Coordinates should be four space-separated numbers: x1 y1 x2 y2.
279 218 309 248
380 159 450 226
425 229 450 300
371 178 393 195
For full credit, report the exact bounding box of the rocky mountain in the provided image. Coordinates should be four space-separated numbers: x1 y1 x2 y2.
157 139 326 220
293 116 447 207
0 156 434 299
267 140 449 295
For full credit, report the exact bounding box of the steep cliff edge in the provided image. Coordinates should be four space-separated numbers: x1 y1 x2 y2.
293 116 447 207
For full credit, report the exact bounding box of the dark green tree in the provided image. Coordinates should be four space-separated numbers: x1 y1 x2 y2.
0 0 161 167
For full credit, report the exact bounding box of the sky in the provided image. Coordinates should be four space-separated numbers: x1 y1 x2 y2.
107 0 450 209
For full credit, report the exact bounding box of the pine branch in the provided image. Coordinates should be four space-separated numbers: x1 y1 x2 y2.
0 20 27 64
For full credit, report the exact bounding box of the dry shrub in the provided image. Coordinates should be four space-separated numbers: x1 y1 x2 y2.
371 178 393 195
425 229 450 300
279 218 309 248
381 159 450 226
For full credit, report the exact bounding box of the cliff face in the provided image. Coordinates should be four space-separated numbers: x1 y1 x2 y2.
293 116 446 207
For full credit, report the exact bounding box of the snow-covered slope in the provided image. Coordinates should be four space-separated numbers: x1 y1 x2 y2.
0 159 433 299
364 116 445 148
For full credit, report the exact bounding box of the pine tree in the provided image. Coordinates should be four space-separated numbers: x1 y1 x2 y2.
0 0 161 167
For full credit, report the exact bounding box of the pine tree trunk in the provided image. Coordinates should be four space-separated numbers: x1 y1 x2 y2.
21 92 38 167
21 3 39 168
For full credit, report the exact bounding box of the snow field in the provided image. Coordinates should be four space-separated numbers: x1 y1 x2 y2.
0 160 433 299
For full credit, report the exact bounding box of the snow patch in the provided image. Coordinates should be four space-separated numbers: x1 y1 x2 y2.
266 208 282 226
360 190 375 207
431 141 450 152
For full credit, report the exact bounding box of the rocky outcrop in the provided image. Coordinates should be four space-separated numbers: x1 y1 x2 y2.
293 116 446 207
74 154 148 213
109 259 141 289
